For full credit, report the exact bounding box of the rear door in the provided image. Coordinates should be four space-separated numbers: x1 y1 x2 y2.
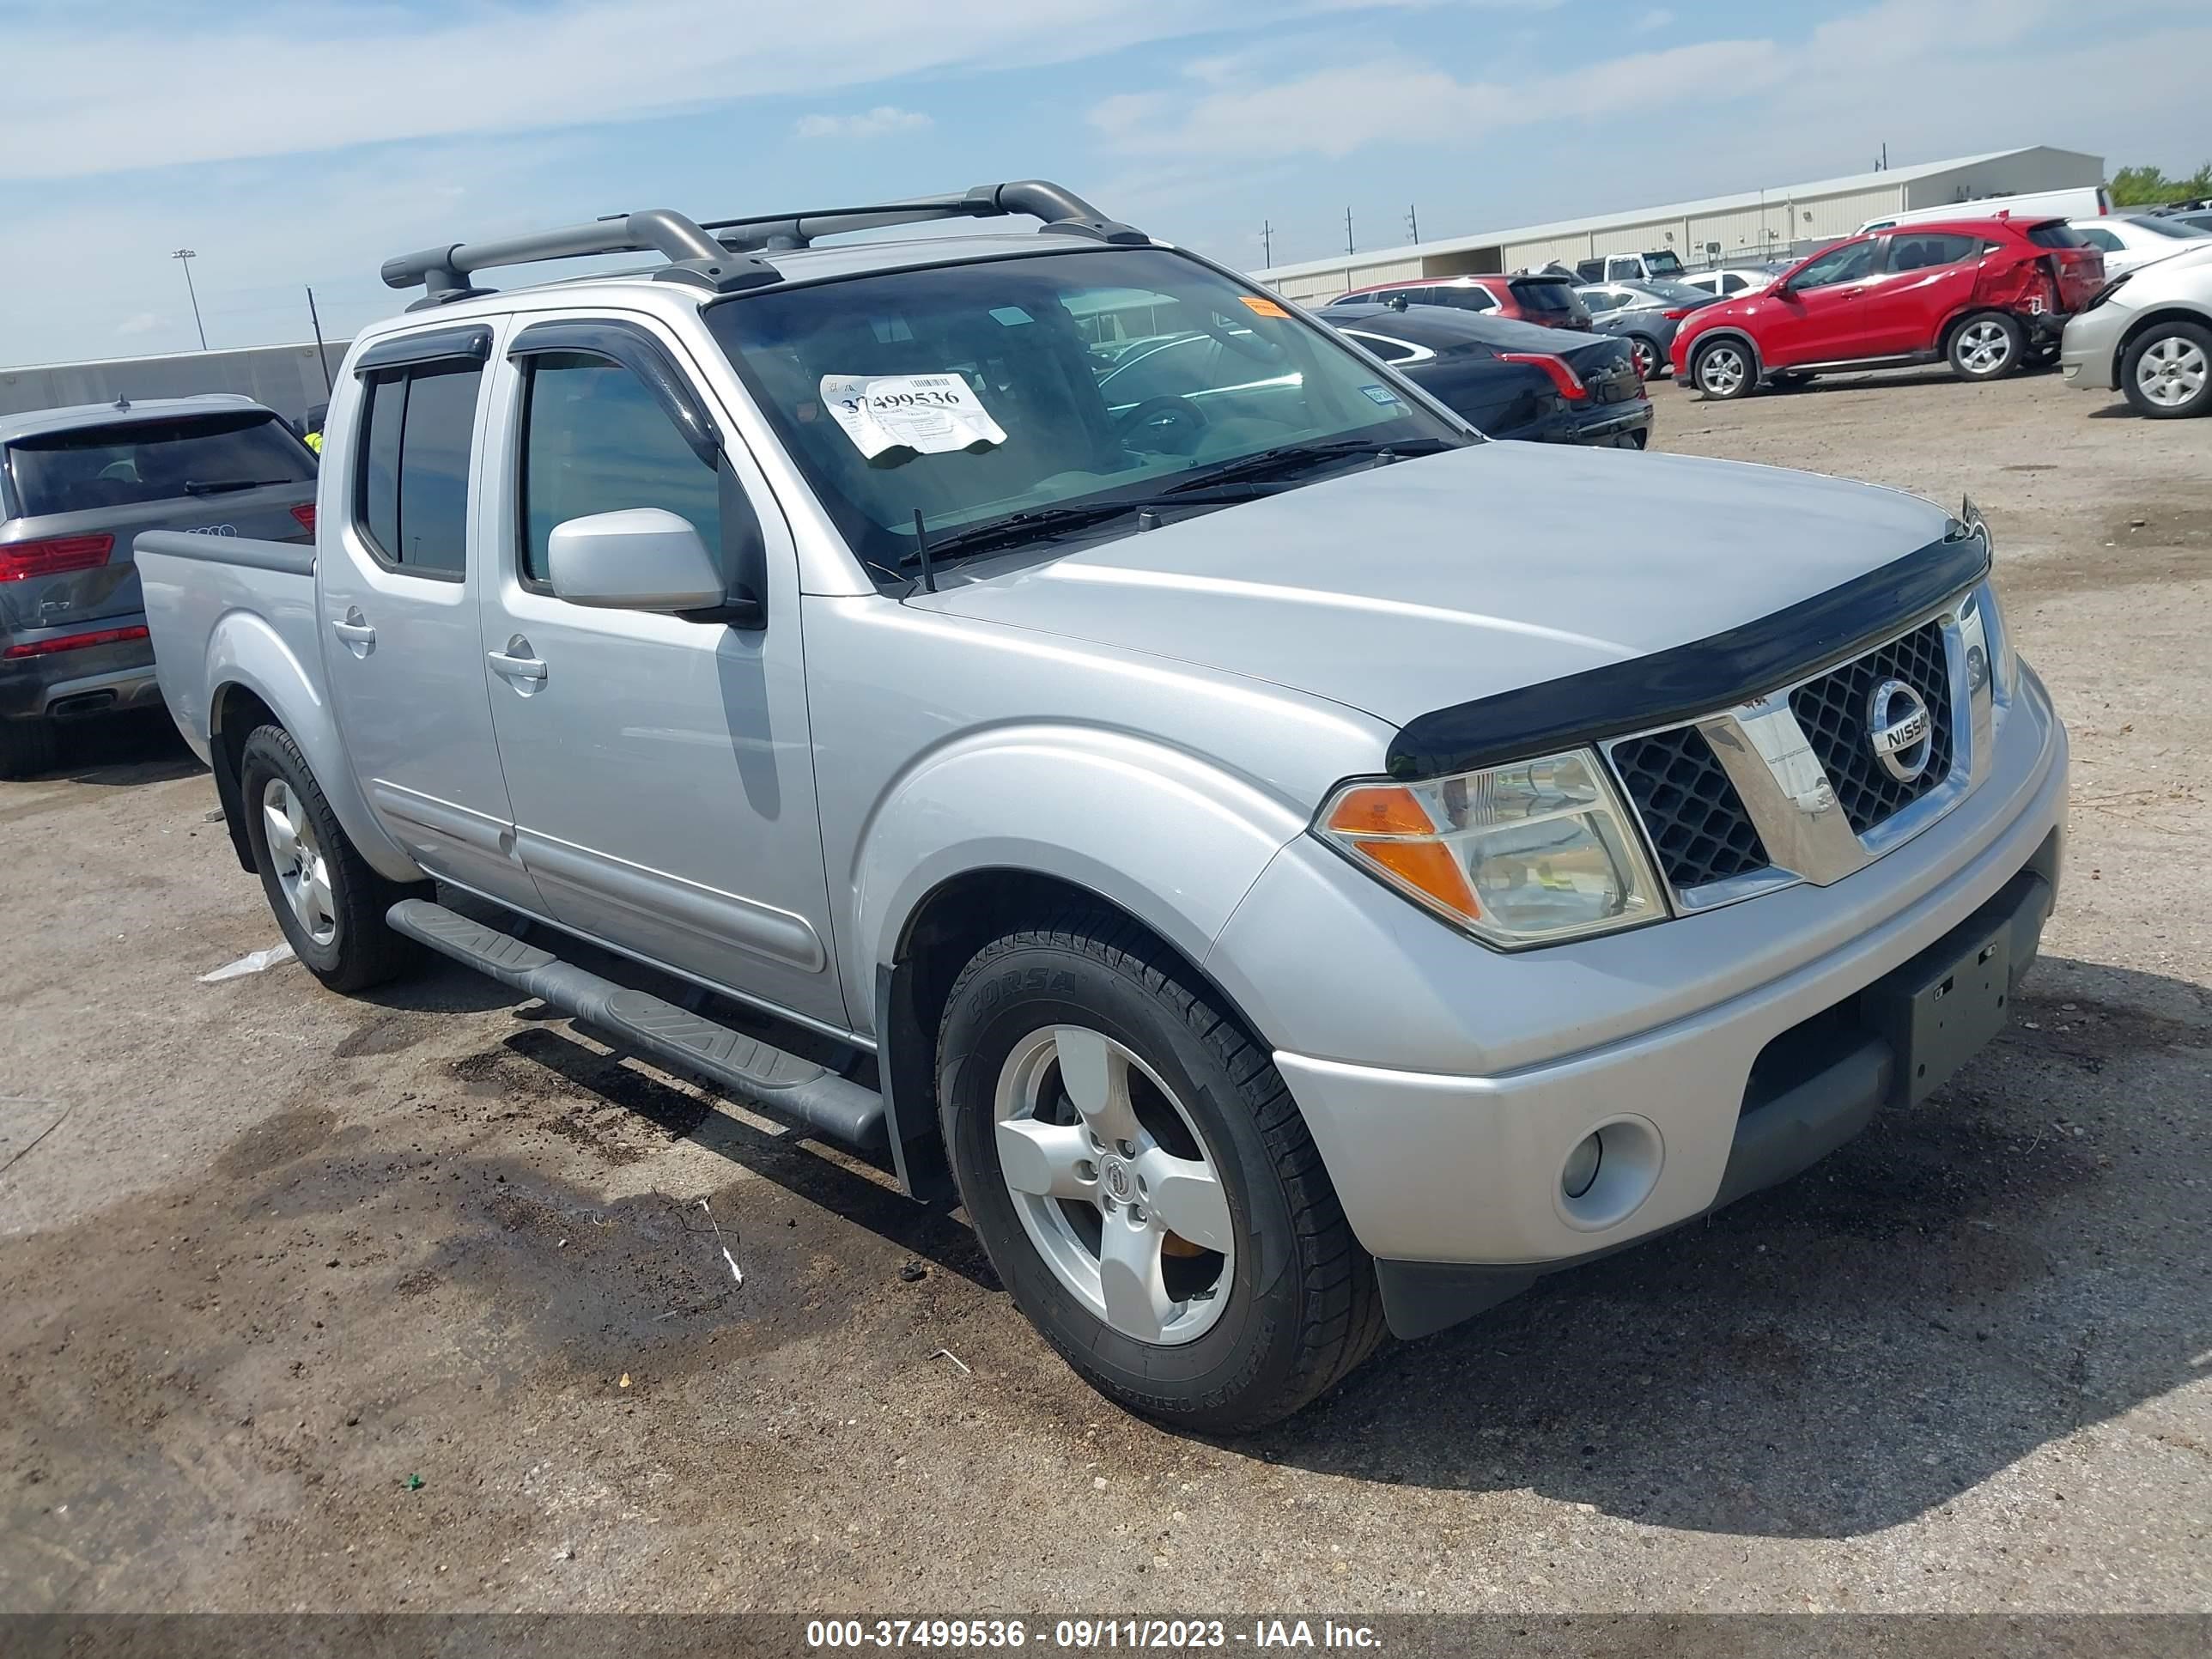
318 325 543 913
2 408 316 639
1860 230 1984 355
476 313 848 1030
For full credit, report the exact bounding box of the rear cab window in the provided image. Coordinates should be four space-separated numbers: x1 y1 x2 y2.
355 362 483 577
3 411 315 518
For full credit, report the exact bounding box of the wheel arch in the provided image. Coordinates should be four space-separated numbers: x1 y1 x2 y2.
1688 327 1762 376
204 610 420 884
2114 305 2212 382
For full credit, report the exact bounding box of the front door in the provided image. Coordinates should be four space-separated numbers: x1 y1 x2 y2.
1754 237 1883 366
319 328 542 912
476 315 848 1032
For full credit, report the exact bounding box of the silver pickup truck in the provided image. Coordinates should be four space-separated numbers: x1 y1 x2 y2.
138 181 2069 1431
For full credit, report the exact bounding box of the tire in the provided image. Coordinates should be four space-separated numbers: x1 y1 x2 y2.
937 908 1385 1431
1948 311 2023 381
2120 320 2212 419
0 716 58 781
238 724 420 992
1691 337 1757 400
1627 336 1660 381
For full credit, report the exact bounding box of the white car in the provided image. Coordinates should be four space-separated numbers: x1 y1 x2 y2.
2066 214 2210 280
1680 267 1778 301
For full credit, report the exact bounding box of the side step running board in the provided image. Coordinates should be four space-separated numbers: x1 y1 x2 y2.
387 898 887 1153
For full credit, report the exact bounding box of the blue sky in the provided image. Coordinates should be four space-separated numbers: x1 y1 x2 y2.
3 0 2207 364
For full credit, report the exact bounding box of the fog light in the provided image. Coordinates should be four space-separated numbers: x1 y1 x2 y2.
1561 1133 1602 1200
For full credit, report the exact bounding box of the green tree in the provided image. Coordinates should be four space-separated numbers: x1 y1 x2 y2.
2109 162 2212 206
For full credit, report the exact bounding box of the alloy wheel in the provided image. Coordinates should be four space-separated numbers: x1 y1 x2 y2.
1957 319 2014 376
1698 345 1747 396
262 778 338 945
2136 335 2209 409
993 1025 1234 1346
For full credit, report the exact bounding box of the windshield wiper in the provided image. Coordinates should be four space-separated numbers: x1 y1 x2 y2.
900 486 1273 569
1158 435 1459 495
183 477 298 495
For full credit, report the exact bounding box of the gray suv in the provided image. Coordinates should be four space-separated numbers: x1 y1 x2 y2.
0 395 318 776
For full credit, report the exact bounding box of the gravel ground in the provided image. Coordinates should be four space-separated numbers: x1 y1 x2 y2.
2 364 2208 1618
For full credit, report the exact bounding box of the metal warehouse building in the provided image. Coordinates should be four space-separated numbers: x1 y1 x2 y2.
1255 146 2106 303
0 339 344 429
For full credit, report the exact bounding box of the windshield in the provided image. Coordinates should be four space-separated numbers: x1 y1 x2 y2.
2026 222 2092 249
1641 250 1686 276
5 410 314 517
708 247 1468 583
2129 215 2209 240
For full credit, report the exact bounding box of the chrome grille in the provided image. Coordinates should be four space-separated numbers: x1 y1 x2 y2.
1609 727 1770 890
1604 605 1973 908
1787 620 1954 833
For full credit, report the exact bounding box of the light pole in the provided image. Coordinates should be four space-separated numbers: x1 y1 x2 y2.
171 248 207 350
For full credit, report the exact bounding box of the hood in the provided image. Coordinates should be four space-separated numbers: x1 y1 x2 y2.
911 442 1954 726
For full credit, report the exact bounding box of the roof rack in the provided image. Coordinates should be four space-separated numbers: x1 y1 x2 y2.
380 179 1149 309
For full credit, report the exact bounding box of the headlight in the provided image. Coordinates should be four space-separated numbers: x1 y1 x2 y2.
1316 750 1667 948
1960 578 2014 701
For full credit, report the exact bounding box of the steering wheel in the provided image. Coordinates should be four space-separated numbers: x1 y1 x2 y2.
1116 397 1208 457
1200 311 1290 365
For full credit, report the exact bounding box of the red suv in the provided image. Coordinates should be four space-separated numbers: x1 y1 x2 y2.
1323 274 1592 331
1669 216 2106 398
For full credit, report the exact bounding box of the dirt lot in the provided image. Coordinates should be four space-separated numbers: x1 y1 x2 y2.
3 366 2209 1617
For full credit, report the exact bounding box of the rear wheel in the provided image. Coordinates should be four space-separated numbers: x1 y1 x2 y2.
1949 312 2023 381
937 909 1384 1431
1627 336 1660 380
1691 338 1756 400
239 724 421 992
0 716 58 781
2121 321 2212 418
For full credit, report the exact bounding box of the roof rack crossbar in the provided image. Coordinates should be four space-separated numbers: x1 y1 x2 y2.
380 180 1148 308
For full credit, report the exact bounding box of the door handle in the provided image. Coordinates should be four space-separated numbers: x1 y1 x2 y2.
488 635 547 683
331 606 375 656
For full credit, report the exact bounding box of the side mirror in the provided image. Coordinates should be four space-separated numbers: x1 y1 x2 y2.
548 508 726 612
1767 279 1793 299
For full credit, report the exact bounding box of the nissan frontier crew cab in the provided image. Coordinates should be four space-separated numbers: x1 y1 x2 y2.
137 182 2068 1431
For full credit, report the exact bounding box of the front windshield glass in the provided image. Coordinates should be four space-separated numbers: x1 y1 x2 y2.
2132 215 2208 239
1642 250 1686 276
707 246 1468 583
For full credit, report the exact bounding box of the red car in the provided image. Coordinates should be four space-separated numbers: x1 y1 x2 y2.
1322 273 1592 331
1669 216 2106 398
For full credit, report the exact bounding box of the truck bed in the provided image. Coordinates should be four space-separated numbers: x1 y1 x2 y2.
133 529 319 766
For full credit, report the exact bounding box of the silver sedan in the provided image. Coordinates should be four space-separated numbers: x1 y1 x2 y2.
2061 242 2212 417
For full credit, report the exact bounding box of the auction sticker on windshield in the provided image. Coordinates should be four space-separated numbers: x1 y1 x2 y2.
821 373 1007 463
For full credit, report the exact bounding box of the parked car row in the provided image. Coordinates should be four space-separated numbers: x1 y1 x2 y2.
96 179 2065 1430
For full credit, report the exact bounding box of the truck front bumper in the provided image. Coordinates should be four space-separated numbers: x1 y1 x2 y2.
1206 664 2068 1337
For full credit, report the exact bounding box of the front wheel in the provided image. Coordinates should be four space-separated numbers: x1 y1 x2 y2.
1691 338 1757 399
1949 312 2023 381
239 724 421 992
937 913 1384 1431
2121 320 2212 418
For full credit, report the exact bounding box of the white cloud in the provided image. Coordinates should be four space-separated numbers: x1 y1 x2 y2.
794 106 933 141
1635 7 1674 29
0 0 1458 182
113 312 161 337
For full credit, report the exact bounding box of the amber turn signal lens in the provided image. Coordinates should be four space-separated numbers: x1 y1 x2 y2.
1357 839 1480 920
1325 785 1434 837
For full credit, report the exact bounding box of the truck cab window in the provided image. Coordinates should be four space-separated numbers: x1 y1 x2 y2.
519 353 723 586
355 360 483 576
